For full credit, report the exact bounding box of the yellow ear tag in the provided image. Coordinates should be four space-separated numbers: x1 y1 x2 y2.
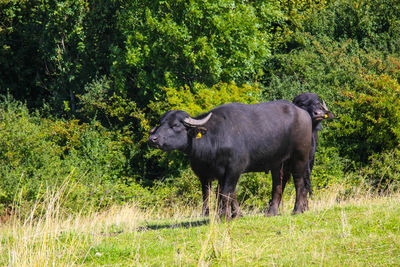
196 132 202 139
325 114 328 118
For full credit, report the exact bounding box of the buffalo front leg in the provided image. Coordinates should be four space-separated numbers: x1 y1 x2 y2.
201 180 212 217
217 172 241 220
230 192 242 219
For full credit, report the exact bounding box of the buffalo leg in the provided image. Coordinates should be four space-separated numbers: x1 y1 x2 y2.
266 168 284 216
215 182 241 218
280 162 292 198
230 192 242 219
201 179 212 216
305 134 317 196
218 172 241 220
292 162 309 214
304 162 312 196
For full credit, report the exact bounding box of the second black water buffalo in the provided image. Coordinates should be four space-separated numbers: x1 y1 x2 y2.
289 93 334 195
149 101 312 218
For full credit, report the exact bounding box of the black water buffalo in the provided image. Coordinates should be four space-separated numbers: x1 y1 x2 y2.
149 101 312 218
283 93 334 195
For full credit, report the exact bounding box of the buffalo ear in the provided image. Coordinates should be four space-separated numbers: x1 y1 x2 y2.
188 126 208 138
197 127 207 135
326 111 334 119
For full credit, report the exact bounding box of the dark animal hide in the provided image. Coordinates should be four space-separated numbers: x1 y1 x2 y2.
149 101 312 219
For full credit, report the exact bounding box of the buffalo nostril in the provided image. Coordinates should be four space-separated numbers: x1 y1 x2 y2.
149 135 158 143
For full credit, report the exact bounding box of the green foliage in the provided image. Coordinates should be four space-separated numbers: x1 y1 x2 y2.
0 96 142 211
263 36 363 102
149 82 261 117
259 0 400 189
114 0 277 101
360 149 400 191
0 0 122 113
333 73 400 162
304 0 400 52
270 0 328 50
237 172 272 209
312 144 346 189
77 76 148 135
0 0 86 109
151 168 202 208
0 98 61 206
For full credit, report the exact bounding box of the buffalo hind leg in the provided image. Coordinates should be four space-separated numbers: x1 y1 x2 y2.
292 161 309 214
304 161 312 197
280 162 292 200
266 168 285 216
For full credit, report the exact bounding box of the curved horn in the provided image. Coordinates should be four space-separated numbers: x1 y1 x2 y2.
321 99 328 111
183 112 212 127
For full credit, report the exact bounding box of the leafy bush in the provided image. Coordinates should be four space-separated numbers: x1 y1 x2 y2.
332 73 400 163
151 168 202 209
0 97 142 212
149 82 261 117
311 144 346 190
0 0 122 113
304 0 400 52
360 149 400 192
237 172 272 210
114 0 279 102
0 98 63 206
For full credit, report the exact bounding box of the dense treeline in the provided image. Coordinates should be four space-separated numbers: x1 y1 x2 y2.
1 0 400 212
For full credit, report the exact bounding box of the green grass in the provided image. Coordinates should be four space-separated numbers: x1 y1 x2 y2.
1 188 399 266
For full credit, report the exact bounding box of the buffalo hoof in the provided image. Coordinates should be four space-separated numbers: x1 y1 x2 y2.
292 203 308 215
265 207 278 217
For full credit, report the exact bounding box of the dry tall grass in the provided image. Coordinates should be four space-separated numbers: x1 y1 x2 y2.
1 179 398 266
0 178 151 266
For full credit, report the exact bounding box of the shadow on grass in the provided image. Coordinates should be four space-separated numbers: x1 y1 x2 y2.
138 218 210 232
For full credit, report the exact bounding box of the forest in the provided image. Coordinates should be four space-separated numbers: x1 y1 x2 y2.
1 0 400 214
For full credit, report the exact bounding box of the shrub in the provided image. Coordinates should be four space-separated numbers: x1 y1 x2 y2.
332 73 400 163
151 168 202 209
149 82 261 117
113 0 280 103
0 98 63 207
0 96 142 212
360 149 400 192
311 144 346 190
304 0 400 53
237 172 272 210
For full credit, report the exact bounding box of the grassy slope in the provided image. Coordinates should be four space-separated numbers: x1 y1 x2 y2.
1 191 400 266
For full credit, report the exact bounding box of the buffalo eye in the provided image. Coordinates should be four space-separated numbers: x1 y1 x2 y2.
172 123 183 131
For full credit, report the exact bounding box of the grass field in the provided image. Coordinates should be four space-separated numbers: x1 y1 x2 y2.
1 186 399 266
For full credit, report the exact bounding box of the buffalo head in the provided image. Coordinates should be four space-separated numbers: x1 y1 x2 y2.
148 110 212 151
293 93 334 123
